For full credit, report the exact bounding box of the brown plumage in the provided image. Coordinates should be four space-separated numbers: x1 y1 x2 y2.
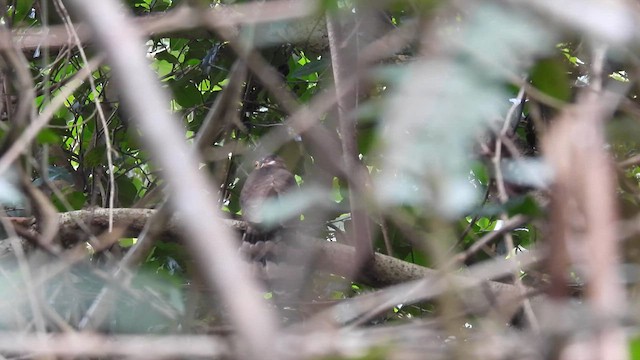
240 154 297 243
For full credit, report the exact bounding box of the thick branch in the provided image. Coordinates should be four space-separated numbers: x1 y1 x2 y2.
9 2 327 53
11 208 530 317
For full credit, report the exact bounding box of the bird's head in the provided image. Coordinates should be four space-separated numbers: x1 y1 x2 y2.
254 154 286 169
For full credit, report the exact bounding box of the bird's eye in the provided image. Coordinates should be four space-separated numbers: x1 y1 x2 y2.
254 161 260 168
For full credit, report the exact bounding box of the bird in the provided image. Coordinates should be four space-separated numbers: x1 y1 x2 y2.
240 154 298 244
240 155 308 303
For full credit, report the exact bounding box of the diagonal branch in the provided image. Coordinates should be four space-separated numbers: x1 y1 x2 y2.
65 1 280 359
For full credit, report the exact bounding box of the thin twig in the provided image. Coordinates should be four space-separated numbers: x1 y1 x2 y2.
0 332 231 358
448 215 530 267
492 84 540 332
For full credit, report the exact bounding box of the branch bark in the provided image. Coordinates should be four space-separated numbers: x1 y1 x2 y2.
9 2 326 52
9 208 532 318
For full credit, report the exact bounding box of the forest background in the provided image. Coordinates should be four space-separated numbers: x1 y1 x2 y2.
0 0 639 359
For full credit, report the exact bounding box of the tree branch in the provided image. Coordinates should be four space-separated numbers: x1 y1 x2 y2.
9 208 534 319
326 10 374 271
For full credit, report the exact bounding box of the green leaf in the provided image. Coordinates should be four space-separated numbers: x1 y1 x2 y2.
471 161 490 186
530 58 571 102
119 238 136 248
629 336 640 359
332 177 344 203
155 50 180 64
52 190 86 211
84 146 106 168
36 129 61 145
153 60 174 79
319 0 340 11
357 125 376 156
507 195 543 218
117 177 139 207
12 0 32 23
404 249 430 267
476 217 496 231
174 83 201 107
289 58 328 79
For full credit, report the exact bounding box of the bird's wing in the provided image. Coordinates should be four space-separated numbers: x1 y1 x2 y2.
240 171 267 224
240 167 297 226
267 168 297 197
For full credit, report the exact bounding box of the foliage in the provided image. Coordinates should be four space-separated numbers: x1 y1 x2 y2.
0 0 639 358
